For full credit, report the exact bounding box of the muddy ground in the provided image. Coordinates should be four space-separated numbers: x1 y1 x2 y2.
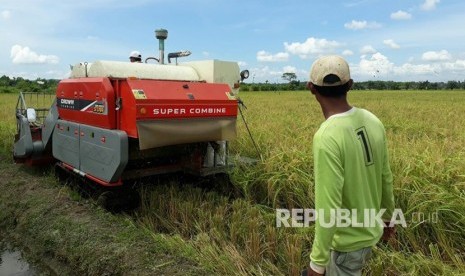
0 154 209 276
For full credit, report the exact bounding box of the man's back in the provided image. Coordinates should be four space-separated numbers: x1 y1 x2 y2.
306 55 396 276
311 107 394 263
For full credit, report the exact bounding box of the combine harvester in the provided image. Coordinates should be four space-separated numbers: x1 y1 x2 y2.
13 29 249 208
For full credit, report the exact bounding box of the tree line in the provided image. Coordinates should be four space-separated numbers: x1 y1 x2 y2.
241 72 465 91
0 75 59 94
1 75 464 94
240 80 465 92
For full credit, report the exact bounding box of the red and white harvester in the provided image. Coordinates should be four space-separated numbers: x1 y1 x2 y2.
13 29 249 199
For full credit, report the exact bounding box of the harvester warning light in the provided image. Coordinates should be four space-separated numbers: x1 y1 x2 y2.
132 89 147 99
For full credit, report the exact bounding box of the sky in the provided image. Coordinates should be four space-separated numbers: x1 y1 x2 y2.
1 0 465 83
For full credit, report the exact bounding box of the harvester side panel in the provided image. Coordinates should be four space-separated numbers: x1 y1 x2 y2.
52 120 80 168
56 78 116 129
126 79 234 101
53 119 128 184
80 124 128 183
118 79 238 149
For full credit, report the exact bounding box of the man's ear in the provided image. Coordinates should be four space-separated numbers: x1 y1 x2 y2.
347 79 354 90
307 82 317 95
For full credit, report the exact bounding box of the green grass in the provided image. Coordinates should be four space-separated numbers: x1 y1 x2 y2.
2 90 465 275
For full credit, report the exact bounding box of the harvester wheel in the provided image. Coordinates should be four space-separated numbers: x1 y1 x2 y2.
96 191 117 210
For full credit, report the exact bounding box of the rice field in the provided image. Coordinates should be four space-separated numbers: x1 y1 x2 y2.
1 90 465 275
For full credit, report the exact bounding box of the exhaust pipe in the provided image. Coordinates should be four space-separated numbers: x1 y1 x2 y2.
155 28 168 64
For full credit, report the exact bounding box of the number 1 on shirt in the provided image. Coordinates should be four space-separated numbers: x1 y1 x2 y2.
356 127 374 166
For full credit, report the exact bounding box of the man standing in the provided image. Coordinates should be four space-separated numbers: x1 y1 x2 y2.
304 56 395 276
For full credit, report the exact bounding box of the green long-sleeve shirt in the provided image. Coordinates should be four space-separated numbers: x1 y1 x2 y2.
310 107 394 268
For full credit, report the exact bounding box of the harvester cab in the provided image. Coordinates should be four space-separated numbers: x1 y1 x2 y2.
13 28 249 191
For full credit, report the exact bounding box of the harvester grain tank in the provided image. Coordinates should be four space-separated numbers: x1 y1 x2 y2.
13 29 249 191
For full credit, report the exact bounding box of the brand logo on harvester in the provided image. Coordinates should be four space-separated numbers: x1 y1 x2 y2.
60 99 75 105
153 107 227 115
58 98 77 110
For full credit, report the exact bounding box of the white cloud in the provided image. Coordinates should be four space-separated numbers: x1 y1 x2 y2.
344 20 382 30
248 65 308 83
390 10 412 20
383 39 400 49
10 45 59 64
256 50 289 62
1 10 11 20
352 52 465 81
358 52 394 77
422 50 451 61
355 53 434 79
442 59 465 71
421 0 440 11
360 45 377 55
396 63 434 75
284 37 342 59
248 66 280 82
342 50 354 56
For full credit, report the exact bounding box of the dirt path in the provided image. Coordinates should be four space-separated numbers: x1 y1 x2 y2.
0 154 208 276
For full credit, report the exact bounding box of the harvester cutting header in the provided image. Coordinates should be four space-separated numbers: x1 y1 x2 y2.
13 28 249 189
